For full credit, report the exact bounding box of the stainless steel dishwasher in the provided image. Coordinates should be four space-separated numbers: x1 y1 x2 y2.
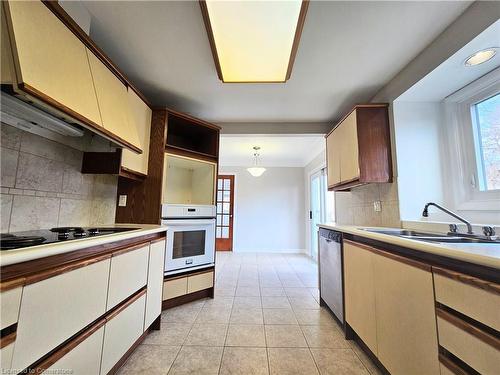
319 228 344 324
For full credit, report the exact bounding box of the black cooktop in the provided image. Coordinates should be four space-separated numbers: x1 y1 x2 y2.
0 227 139 250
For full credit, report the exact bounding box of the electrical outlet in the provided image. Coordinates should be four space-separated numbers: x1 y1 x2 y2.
118 195 127 207
373 200 382 212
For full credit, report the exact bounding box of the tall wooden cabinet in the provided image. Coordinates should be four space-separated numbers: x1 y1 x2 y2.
326 104 392 191
343 240 440 375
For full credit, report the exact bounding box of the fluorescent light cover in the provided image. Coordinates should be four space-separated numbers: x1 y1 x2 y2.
204 0 304 82
464 48 497 66
247 167 266 177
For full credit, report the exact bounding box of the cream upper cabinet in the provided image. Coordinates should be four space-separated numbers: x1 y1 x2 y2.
121 88 152 175
373 254 440 375
343 241 378 355
3 1 102 126
326 129 341 187
325 105 391 191
338 111 359 182
86 50 141 151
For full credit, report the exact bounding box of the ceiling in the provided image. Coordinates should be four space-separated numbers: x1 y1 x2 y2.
82 1 471 123
397 20 500 102
219 135 325 167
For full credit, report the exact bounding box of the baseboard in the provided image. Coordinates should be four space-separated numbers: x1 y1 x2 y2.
231 248 307 254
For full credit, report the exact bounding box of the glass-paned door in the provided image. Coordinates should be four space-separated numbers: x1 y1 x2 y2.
310 169 327 260
216 175 234 251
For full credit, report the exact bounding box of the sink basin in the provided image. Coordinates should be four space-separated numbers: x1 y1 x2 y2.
360 228 498 244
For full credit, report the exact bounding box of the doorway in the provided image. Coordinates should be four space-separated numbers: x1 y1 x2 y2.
309 168 327 260
216 175 235 251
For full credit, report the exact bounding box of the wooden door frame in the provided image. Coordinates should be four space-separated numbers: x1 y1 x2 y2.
216 174 235 251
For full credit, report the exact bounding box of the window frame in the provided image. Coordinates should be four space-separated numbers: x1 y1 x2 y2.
442 68 500 212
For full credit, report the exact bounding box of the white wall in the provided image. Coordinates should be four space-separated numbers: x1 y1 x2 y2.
393 101 445 221
219 166 306 253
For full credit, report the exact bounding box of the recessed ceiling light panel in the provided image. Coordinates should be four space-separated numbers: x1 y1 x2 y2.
464 48 497 66
200 0 308 83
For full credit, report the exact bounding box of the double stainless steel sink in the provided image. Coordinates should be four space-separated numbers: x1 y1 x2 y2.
361 228 498 244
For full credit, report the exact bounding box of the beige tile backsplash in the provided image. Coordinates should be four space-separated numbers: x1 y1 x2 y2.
334 182 401 227
0 124 118 232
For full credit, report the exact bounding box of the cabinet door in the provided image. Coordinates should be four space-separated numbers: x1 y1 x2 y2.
46 326 104 375
107 245 149 311
373 254 439 375
187 271 214 294
122 88 152 175
12 258 110 371
326 130 341 187
100 294 146 375
343 241 377 355
339 110 359 182
4 1 102 126
163 277 187 300
1 286 22 330
87 50 141 151
145 240 166 329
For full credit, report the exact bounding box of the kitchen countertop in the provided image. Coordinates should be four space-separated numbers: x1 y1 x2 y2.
318 223 500 270
0 224 167 267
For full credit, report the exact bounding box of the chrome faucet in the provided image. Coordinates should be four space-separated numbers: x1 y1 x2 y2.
422 202 473 234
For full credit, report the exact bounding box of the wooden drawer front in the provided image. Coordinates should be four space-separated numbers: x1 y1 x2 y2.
5 1 102 126
107 245 149 310
12 258 110 371
434 272 500 331
145 240 166 328
163 277 187 300
187 272 214 294
46 326 104 375
100 294 146 375
437 316 500 374
1 340 15 371
1 287 22 330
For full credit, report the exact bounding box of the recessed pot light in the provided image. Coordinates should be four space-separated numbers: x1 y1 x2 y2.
464 48 497 67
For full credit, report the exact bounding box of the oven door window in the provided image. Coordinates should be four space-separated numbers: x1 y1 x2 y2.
172 230 206 258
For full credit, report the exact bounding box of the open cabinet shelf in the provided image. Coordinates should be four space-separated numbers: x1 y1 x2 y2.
166 111 219 162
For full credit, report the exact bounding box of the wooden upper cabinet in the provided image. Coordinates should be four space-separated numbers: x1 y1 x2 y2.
326 104 392 191
2 1 102 126
121 88 152 175
86 51 141 152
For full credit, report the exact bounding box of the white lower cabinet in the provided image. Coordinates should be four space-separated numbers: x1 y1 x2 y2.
343 241 440 375
1 286 23 330
100 294 146 375
12 258 111 371
46 326 105 375
1 341 15 371
107 246 149 310
145 240 166 329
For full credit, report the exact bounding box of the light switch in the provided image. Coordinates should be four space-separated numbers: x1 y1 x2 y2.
373 201 382 212
118 195 127 207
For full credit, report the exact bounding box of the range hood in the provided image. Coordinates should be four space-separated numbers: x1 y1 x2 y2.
0 91 84 137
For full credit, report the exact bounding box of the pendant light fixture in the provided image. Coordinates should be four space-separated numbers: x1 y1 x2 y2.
247 146 266 177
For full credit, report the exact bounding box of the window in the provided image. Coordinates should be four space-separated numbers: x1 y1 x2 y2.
471 93 500 191
443 69 500 212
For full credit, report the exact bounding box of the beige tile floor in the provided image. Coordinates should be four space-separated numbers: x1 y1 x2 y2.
118 252 380 375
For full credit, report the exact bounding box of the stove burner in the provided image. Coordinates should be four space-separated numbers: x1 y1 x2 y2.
0 234 46 250
58 232 70 240
73 229 88 238
50 227 84 233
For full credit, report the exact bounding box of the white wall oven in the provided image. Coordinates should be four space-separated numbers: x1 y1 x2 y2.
162 204 216 275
